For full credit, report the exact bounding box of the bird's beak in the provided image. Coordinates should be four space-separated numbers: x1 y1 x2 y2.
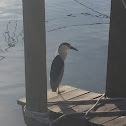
70 46 78 51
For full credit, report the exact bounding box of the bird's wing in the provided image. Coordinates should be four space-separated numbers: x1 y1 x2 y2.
50 55 64 81
50 55 64 91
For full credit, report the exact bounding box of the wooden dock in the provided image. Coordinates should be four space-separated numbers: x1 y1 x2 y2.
17 85 126 126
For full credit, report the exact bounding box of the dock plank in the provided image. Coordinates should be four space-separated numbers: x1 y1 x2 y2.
101 105 126 126
89 101 126 125
105 116 126 126
17 85 126 126
48 92 101 113
17 85 77 106
47 85 77 99
61 92 102 114
48 88 89 102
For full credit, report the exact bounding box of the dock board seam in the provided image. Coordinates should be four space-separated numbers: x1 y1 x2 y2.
48 91 90 111
48 88 79 100
57 92 101 113
101 103 126 125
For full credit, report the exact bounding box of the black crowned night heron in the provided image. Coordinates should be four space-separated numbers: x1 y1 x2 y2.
50 43 78 94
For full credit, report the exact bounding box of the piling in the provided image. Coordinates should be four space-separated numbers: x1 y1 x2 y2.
106 0 126 98
22 0 47 125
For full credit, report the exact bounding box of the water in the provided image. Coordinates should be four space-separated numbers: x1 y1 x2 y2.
0 0 110 126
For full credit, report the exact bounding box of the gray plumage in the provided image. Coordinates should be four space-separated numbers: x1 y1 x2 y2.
50 55 64 92
50 42 78 93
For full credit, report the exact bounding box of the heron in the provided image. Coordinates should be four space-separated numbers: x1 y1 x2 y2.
50 43 78 94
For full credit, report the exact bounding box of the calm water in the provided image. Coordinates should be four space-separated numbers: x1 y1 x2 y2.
0 0 110 125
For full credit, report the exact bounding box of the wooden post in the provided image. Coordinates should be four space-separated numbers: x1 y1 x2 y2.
22 0 47 125
106 0 126 98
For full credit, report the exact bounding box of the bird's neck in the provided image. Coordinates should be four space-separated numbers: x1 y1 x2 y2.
58 48 67 61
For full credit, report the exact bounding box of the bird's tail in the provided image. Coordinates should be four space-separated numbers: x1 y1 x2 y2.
50 80 59 92
51 85 57 92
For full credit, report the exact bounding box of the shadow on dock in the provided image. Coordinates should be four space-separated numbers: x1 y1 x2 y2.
51 115 103 126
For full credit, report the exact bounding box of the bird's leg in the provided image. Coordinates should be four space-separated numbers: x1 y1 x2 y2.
57 87 65 94
57 87 60 94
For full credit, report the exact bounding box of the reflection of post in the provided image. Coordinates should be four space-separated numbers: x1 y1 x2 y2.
22 0 47 125
106 0 126 98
